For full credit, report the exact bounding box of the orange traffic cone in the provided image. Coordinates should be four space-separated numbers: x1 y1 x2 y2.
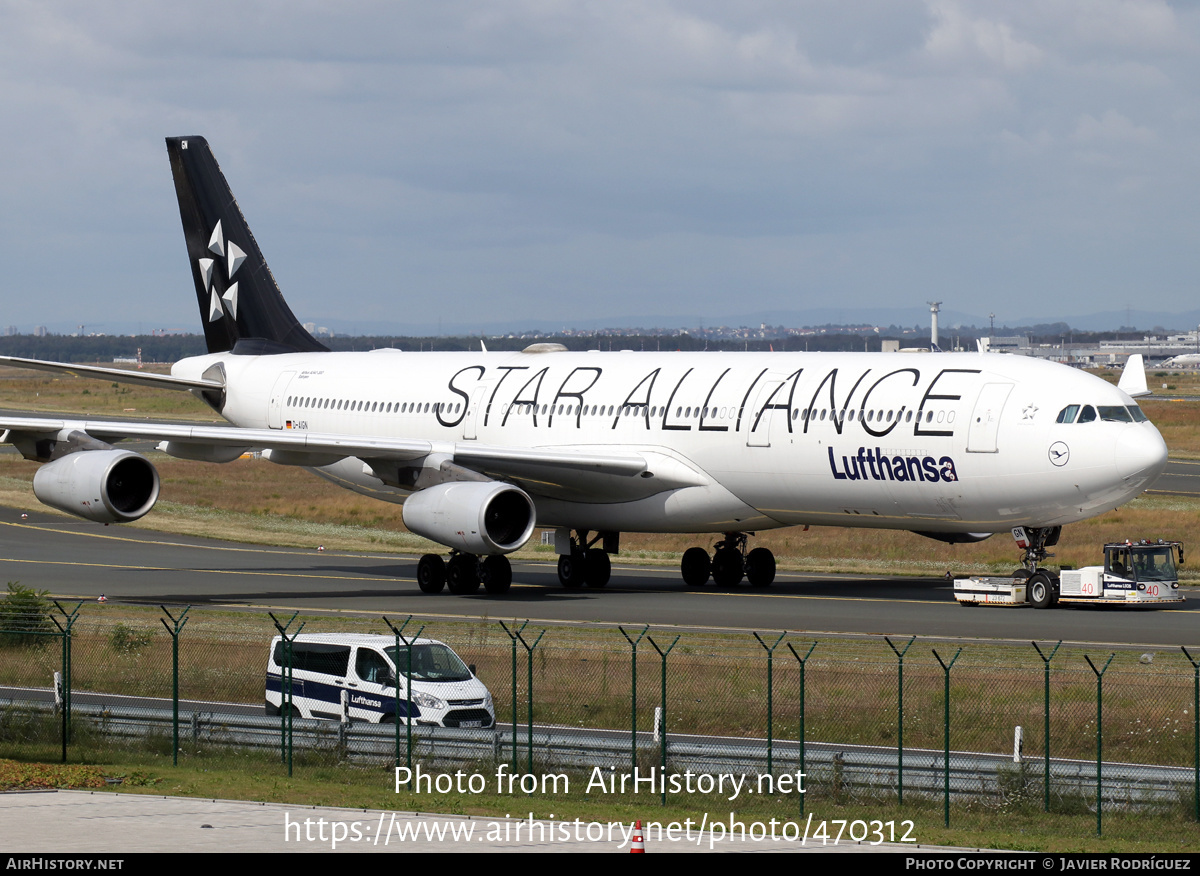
630 820 645 853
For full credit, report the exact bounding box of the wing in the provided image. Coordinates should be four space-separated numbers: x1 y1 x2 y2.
0 415 691 503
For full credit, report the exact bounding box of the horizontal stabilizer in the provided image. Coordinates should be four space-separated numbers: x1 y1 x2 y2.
0 356 222 392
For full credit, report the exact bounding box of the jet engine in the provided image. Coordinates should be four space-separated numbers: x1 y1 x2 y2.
402 481 535 555
32 450 160 524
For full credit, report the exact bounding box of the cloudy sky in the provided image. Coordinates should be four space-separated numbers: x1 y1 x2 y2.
2 1 1199 334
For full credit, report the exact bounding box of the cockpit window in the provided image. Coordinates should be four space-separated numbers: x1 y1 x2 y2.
1098 406 1133 422
1056 405 1079 424
1127 406 1148 423
1077 405 1097 423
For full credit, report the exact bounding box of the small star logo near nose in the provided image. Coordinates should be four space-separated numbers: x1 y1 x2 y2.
1022 404 1038 420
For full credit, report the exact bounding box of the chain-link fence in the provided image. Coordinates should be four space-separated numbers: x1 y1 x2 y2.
2 592 1200 842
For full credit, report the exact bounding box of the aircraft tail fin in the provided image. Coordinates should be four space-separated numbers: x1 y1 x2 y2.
1118 353 1151 398
166 137 328 355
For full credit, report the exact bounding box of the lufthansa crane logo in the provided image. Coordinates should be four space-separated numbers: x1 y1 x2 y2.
1048 441 1070 467
197 220 245 322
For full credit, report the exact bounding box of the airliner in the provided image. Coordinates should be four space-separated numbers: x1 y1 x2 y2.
0 137 1169 599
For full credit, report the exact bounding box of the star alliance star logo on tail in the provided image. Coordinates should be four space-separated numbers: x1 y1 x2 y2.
197 220 245 322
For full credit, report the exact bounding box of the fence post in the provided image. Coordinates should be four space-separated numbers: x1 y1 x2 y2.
499 620 529 770
884 635 915 804
515 627 545 775
1031 640 1062 812
619 625 649 774
787 641 817 814
932 647 962 827
384 616 423 785
1183 647 1200 823
1084 653 1115 837
50 601 82 762
753 631 786 775
269 611 303 777
648 634 680 806
159 606 191 766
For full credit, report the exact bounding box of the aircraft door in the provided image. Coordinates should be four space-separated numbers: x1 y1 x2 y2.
745 373 787 447
463 386 488 440
267 371 296 430
966 383 1013 453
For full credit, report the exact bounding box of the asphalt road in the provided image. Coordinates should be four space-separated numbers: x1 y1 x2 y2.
0 505 1197 648
1146 458 1200 496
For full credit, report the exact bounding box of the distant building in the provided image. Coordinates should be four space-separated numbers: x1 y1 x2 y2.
33 326 47 337
989 335 1031 352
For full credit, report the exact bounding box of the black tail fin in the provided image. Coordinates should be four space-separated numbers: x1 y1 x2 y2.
166 137 328 355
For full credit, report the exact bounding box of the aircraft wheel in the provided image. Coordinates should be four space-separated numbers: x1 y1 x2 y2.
481 555 512 594
1027 571 1054 609
711 547 744 587
417 554 446 594
584 549 611 588
681 547 711 587
557 552 585 589
447 554 480 595
745 547 776 587
1012 568 1032 581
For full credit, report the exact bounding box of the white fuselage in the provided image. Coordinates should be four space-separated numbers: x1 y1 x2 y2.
173 348 1168 537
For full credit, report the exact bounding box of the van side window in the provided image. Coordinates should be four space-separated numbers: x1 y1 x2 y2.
273 642 350 676
356 649 391 684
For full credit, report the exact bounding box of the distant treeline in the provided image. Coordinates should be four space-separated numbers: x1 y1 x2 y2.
0 325 1162 363
0 333 913 362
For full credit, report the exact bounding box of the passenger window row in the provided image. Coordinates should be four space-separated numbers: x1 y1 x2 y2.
284 396 955 426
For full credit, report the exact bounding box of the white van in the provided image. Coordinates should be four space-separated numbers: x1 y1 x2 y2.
265 633 494 728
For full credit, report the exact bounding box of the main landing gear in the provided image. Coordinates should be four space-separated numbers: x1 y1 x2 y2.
417 551 512 595
1010 525 1061 609
680 533 775 588
555 530 615 589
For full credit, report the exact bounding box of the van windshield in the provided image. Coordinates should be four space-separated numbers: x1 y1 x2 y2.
386 643 473 683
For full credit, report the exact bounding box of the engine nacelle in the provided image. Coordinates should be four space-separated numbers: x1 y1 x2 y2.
402 481 535 555
33 450 160 524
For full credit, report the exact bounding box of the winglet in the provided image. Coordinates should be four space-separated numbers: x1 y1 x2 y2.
1118 353 1151 398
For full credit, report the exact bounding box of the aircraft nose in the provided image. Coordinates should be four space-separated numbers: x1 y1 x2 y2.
1115 426 1168 488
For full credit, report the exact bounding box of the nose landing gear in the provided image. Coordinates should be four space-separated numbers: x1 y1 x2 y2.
1011 526 1061 609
